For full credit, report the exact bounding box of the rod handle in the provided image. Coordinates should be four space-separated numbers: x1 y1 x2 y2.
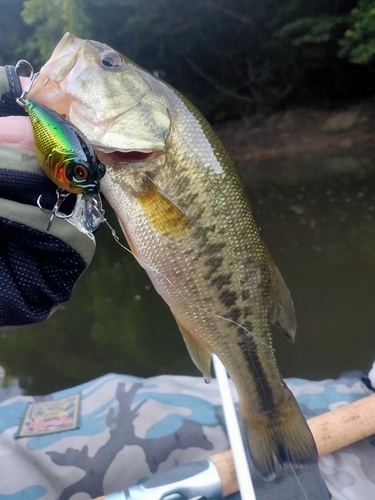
93 392 375 499
210 449 238 497
308 392 375 456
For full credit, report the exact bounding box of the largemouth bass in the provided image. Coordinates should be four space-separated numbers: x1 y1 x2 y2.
28 33 318 478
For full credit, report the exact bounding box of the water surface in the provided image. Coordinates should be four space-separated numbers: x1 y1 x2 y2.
1 151 375 397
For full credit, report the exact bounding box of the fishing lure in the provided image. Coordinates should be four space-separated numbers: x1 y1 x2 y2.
70 193 106 234
22 98 106 196
14 60 107 232
19 97 106 231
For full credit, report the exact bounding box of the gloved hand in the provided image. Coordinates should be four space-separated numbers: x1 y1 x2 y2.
0 65 96 330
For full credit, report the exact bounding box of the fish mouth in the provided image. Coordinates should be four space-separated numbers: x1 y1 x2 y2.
97 149 158 165
26 33 84 114
36 32 83 84
105 151 155 163
49 32 83 60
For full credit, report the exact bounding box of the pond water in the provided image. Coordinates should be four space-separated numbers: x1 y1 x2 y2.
1 149 375 398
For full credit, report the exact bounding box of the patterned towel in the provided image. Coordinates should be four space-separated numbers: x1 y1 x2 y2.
0 372 373 500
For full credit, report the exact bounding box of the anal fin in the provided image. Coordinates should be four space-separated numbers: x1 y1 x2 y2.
268 257 297 343
175 317 212 383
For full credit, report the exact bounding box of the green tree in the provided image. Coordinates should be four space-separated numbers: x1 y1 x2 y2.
21 0 90 64
17 0 375 118
339 0 375 63
0 0 33 65
280 0 375 65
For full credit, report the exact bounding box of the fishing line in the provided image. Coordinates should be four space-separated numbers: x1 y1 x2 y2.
99 213 274 353
290 465 310 500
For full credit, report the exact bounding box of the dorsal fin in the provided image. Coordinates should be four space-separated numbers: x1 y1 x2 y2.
175 317 212 383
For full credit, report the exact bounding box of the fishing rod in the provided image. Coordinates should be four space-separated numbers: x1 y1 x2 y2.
212 355 256 500
94 391 375 500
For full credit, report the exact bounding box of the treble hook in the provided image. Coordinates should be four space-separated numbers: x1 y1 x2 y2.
14 59 40 107
37 188 74 231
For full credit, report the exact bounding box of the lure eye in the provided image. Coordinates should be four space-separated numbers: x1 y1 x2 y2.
99 51 123 69
73 164 89 181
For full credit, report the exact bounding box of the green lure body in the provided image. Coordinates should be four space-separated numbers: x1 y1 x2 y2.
24 99 105 195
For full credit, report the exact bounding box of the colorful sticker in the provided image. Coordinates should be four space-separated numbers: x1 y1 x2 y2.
18 394 81 437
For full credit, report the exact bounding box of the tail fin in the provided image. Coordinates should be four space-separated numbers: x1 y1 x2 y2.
241 387 318 480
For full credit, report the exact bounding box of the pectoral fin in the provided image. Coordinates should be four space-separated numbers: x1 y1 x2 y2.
136 174 193 238
175 317 212 383
268 258 297 343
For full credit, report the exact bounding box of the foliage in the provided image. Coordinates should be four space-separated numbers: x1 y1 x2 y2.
0 0 33 65
339 0 375 63
21 0 90 64
2 0 375 118
280 15 350 45
280 0 375 65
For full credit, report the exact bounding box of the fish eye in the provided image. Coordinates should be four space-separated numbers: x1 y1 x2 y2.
73 164 89 181
99 51 123 69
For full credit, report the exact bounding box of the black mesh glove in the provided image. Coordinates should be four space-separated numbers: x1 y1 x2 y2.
0 66 96 329
0 65 27 117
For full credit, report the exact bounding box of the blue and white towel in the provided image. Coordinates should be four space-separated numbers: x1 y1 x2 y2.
0 372 373 500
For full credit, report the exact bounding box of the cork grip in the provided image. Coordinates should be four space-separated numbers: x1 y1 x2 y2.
308 392 375 456
210 450 238 497
209 392 375 497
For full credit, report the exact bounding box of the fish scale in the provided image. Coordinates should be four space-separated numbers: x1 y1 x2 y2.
28 32 318 480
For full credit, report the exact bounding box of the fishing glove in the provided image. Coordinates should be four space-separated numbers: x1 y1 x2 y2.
0 65 96 330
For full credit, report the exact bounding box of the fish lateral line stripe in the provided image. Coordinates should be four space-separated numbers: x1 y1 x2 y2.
237 330 276 413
